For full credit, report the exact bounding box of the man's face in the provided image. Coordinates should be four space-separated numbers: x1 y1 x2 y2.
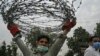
92 37 100 44
36 38 49 47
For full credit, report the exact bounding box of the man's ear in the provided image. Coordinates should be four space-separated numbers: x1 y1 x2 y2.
36 41 38 44
89 42 93 45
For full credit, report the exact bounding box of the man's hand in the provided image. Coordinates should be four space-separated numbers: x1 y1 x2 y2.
62 18 76 33
7 22 21 37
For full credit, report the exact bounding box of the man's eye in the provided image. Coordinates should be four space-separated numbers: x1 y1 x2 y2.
40 41 48 44
93 40 100 42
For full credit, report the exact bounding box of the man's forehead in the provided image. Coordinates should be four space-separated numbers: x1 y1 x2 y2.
39 38 48 41
93 37 100 40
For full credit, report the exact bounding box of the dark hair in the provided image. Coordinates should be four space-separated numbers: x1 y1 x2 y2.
88 36 100 42
37 35 50 43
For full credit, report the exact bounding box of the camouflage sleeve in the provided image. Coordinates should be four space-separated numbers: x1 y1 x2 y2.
13 34 34 56
45 33 67 56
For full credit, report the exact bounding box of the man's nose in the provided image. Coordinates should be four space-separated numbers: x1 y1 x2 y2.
41 42 47 46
